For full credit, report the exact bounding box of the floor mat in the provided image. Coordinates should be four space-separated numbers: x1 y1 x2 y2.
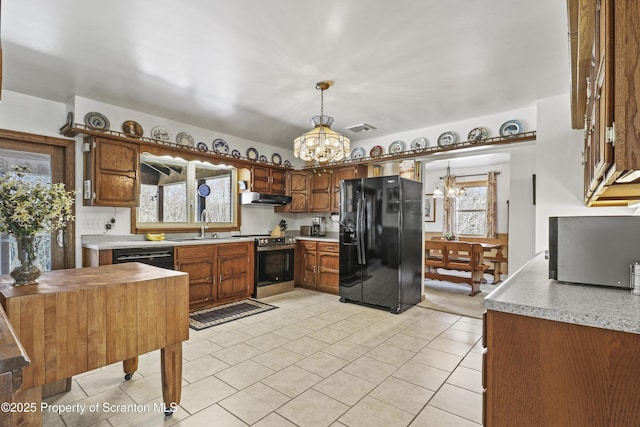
189 299 278 330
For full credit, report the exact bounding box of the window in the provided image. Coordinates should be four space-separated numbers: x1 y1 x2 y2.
455 181 488 236
136 153 238 231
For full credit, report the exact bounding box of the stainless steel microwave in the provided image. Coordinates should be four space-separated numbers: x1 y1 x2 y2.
549 216 640 288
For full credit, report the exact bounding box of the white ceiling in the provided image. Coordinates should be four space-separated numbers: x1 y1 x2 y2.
1 1 570 150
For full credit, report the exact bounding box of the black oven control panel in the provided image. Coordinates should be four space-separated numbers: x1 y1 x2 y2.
256 236 296 248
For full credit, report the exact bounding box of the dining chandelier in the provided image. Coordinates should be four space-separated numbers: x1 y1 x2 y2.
433 163 466 198
294 81 350 163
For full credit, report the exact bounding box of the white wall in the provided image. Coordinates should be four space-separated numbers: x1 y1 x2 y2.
507 145 536 271
0 91 66 136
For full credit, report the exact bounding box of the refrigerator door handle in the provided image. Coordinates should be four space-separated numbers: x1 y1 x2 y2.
358 198 366 265
355 199 363 264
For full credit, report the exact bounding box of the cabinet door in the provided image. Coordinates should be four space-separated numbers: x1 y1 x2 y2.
301 242 318 288
270 168 286 195
216 243 253 301
589 0 614 192
317 242 339 294
88 137 139 207
310 173 332 212
289 170 309 212
175 245 216 308
331 167 360 213
252 165 271 193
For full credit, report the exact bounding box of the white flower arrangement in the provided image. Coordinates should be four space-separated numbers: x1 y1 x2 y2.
0 166 75 236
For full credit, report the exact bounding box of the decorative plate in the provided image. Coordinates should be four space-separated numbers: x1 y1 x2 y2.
410 137 428 150
176 132 195 147
499 119 523 137
467 127 488 144
259 155 268 163
388 140 406 155
151 126 172 142
231 149 241 158
197 142 208 152
247 147 259 161
64 111 74 128
122 120 143 138
84 112 110 131
283 160 291 167
271 153 282 165
213 138 229 154
197 184 211 197
437 131 458 147
351 147 366 160
370 145 384 157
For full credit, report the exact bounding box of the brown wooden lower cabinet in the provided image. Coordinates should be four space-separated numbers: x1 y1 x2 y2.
175 242 254 310
296 240 339 294
484 310 640 426
85 241 254 312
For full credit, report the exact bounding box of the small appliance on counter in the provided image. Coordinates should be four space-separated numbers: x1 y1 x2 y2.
311 216 326 236
549 216 640 288
300 225 312 236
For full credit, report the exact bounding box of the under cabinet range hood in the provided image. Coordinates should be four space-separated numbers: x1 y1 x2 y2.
241 192 292 206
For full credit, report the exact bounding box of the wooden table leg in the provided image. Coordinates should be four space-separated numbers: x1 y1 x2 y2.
161 343 182 416
123 357 138 381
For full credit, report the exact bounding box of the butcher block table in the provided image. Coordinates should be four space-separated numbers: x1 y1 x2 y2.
0 263 189 425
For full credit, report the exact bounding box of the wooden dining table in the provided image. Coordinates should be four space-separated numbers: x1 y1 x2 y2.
0 263 189 425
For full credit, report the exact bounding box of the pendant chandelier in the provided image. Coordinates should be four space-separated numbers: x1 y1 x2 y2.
294 81 350 163
433 163 466 199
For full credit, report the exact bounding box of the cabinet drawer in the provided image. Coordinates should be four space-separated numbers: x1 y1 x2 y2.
318 242 339 252
303 241 317 250
176 245 215 259
217 242 250 257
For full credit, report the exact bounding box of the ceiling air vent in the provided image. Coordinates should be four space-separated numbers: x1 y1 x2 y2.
346 123 377 133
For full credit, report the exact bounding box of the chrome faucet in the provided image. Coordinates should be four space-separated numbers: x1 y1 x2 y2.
199 210 208 238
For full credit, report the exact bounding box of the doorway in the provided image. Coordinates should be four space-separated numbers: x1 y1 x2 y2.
0 129 75 273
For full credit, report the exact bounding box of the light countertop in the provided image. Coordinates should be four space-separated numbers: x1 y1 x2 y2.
82 236 256 250
483 252 640 334
287 231 339 242
81 231 339 250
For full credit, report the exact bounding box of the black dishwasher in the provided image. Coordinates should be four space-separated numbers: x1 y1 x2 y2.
112 246 175 270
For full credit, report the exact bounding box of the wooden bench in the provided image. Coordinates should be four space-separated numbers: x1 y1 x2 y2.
427 235 508 283
424 240 486 296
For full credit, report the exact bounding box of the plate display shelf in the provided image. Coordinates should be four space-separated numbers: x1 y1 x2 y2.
59 123 293 169
301 131 537 169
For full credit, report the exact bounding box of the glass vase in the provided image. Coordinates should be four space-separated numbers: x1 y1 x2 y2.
10 234 42 286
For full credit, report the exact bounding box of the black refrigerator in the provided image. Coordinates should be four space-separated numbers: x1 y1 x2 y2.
339 175 423 313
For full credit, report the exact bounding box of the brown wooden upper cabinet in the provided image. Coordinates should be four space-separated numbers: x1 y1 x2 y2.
251 165 286 195
275 170 309 213
569 0 640 206
83 136 139 207
309 165 367 213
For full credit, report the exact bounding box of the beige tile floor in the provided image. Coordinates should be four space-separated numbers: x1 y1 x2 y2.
43 288 483 426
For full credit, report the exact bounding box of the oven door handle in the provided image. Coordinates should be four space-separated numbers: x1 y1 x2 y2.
256 245 296 252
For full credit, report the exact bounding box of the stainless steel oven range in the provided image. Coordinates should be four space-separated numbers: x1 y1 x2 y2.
252 235 296 298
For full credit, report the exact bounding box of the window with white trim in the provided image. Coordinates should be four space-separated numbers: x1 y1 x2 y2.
455 180 488 236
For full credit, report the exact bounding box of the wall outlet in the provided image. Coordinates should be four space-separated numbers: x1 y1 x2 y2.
84 219 100 229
